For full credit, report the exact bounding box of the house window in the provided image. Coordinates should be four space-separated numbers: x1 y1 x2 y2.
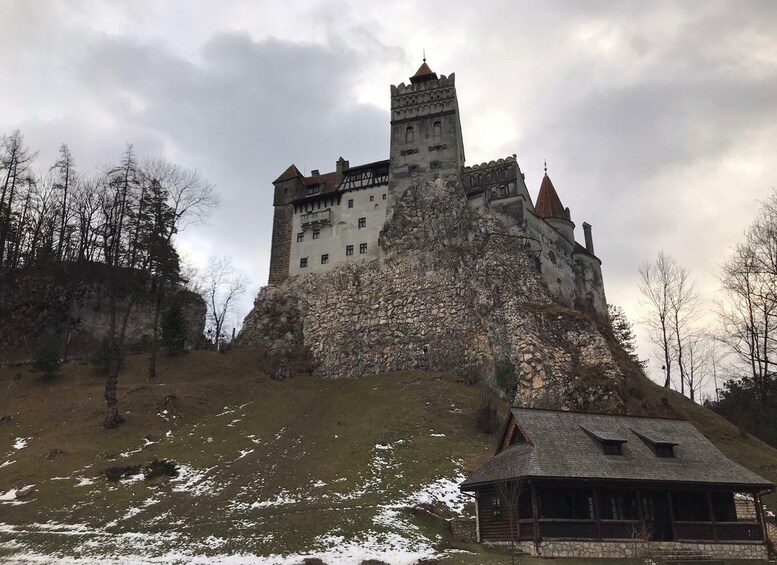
602 441 623 456
346 245 354 256
599 490 639 520
433 120 441 139
296 232 304 242
405 126 414 143
348 199 354 208
300 257 308 268
308 185 321 195
321 254 328 265
656 444 675 458
312 228 320 239
430 160 441 170
491 497 503 519
370 195 374 202
359 243 367 254
358 217 366 229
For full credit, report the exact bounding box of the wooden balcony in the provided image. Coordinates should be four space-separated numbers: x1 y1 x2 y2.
301 208 331 227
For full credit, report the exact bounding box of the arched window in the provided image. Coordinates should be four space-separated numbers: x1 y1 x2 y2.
432 121 441 140
405 126 414 143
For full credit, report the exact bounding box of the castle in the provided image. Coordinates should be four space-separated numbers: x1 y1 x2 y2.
267 59 607 319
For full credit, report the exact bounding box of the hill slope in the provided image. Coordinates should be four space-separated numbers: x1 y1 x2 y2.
1 350 776 564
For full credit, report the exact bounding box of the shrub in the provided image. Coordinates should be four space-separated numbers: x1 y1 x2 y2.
32 340 61 379
103 464 141 482
160 302 187 356
494 357 517 398
474 387 500 434
144 458 179 480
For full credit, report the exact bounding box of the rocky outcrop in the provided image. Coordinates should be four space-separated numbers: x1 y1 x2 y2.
240 176 624 410
0 262 206 365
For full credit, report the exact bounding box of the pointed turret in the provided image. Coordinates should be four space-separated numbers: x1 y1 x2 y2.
409 58 438 84
534 165 575 243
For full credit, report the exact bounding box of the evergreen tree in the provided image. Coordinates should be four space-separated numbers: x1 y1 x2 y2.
160 302 187 356
608 304 647 370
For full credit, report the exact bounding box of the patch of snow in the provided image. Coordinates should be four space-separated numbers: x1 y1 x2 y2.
12 437 29 450
0 459 15 469
249 490 299 509
120 472 145 484
312 480 326 488
235 448 253 460
429 433 445 437
171 464 217 496
74 477 95 488
405 473 468 514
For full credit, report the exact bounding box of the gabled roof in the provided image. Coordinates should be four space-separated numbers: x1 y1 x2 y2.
461 407 773 490
274 164 302 184
535 173 567 220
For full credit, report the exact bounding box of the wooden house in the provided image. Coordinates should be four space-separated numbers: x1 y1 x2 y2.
460 408 774 559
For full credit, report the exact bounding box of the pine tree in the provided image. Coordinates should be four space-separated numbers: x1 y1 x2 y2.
160 302 187 356
608 304 647 370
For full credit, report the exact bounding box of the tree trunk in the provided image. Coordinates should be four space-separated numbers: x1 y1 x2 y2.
103 353 124 428
148 286 164 379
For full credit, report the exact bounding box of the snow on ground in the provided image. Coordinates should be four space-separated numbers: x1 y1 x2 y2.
170 464 217 496
12 438 30 450
0 459 15 468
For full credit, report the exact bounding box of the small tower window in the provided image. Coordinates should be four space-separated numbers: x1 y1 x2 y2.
300 257 308 268
359 243 367 254
346 245 354 256
312 228 320 240
370 195 374 202
348 199 354 208
432 120 441 140
358 217 366 229
321 254 329 265
296 232 304 243
430 160 441 171
405 126 414 143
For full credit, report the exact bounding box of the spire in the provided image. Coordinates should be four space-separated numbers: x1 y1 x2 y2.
409 54 438 84
535 168 567 220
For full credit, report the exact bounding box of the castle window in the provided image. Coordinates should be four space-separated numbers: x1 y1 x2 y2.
408 165 419 175
346 245 354 256
313 228 320 240
360 243 367 254
370 195 374 202
358 217 366 229
348 199 354 208
308 184 321 195
382 194 386 200
321 254 329 265
405 126 414 143
296 232 304 243
430 160 441 171
300 257 308 268
433 120 441 140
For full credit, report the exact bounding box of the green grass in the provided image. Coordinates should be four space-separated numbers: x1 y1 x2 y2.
0 348 775 563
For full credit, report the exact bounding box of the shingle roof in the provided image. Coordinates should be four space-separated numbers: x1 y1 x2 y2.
535 173 567 220
461 408 773 490
273 164 302 184
410 61 438 84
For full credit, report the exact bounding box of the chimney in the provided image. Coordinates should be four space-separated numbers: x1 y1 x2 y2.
582 222 594 254
336 156 350 185
310 169 319 177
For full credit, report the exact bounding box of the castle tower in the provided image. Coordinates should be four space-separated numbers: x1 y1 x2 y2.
535 170 575 243
386 59 465 219
268 164 304 285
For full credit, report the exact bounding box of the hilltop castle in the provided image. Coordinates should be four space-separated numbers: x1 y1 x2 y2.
267 60 607 319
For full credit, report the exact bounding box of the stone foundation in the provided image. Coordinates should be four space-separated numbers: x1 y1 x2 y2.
510 539 769 560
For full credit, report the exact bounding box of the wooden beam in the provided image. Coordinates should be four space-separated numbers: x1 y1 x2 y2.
706 490 718 541
667 490 677 541
755 491 767 542
531 480 540 552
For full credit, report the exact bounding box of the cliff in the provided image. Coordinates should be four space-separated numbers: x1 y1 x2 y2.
0 262 206 365
240 176 626 410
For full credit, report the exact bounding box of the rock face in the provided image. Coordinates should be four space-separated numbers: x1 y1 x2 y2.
0 263 206 365
240 176 625 410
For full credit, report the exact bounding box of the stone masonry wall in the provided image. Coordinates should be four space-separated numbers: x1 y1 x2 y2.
511 539 769 560
241 175 624 408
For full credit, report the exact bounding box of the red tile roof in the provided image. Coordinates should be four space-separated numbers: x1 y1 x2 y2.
410 61 438 84
535 174 567 220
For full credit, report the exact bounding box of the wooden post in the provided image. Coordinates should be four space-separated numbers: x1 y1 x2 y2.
531 480 540 553
755 491 767 542
667 490 677 541
592 486 603 539
706 490 718 541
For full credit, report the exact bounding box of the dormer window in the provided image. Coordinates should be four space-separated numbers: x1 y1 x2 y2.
655 444 675 458
631 429 678 458
308 184 321 195
602 441 624 456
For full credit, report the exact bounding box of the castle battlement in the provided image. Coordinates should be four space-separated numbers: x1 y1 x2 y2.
265 59 608 319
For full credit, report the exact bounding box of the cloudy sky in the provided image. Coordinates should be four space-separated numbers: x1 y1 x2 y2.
4 0 777 385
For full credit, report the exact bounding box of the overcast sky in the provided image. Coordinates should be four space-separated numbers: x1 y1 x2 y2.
4 0 777 386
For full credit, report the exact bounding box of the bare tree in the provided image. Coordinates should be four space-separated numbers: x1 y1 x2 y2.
639 252 676 388
668 261 701 396
202 256 248 346
494 478 525 564
51 144 76 261
717 192 777 407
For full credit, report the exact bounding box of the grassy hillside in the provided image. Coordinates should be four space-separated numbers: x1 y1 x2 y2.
1 349 775 564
